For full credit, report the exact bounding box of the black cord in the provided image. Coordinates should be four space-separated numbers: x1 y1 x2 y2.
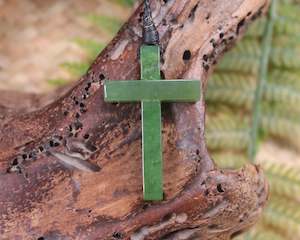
143 0 159 45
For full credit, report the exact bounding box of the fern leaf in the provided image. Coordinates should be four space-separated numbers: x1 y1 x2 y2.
206 130 250 151
206 0 300 238
263 102 300 121
260 114 300 149
209 73 257 88
217 54 260 74
273 35 300 48
274 16 300 35
207 73 255 108
230 39 261 57
86 14 122 35
47 78 69 87
74 38 105 60
206 87 254 108
271 47 300 69
268 70 300 90
251 229 285 240
277 2 300 20
264 83 300 105
61 62 90 77
269 195 300 222
262 161 300 200
245 18 266 38
211 152 248 169
263 200 300 237
113 0 135 7
206 111 250 131
206 113 250 151
235 224 286 240
247 0 276 161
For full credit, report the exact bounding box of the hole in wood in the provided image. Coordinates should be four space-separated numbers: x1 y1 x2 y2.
183 50 191 61
217 184 225 193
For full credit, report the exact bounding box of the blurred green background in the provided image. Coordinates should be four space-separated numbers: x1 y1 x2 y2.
0 0 299 239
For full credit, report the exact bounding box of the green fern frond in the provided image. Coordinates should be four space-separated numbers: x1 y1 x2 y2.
262 161 300 200
47 78 69 87
206 0 300 238
206 87 254 108
86 14 123 34
268 70 300 90
113 0 135 7
235 224 286 240
245 18 266 38
271 47 300 69
207 73 255 108
60 62 90 77
217 54 260 74
263 200 300 237
264 83 300 105
277 2 300 20
206 113 250 151
211 152 248 169
279 0 300 5
263 102 300 121
206 111 250 131
230 39 261 57
273 35 300 48
269 195 300 221
251 229 285 240
248 0 276 161
207 73 300 111
74 38 105 60
274 16 300 35
209 73 257 88
260 114 300 148
206 130 250 151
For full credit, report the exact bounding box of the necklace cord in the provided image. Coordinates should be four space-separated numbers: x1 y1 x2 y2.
143 0 159 45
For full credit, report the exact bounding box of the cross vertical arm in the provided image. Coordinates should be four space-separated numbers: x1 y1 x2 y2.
140 45 163 201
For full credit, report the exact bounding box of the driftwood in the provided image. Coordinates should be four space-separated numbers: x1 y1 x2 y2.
0 0 270 239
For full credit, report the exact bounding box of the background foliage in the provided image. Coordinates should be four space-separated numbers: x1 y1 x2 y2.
51 0 300 239
208 0 300 239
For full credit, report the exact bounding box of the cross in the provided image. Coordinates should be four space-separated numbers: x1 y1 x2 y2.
104 45 201 201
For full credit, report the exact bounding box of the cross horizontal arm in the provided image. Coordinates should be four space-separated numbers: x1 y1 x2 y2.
104 80 201 102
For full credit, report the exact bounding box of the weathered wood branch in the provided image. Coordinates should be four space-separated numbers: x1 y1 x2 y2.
0 0 269 239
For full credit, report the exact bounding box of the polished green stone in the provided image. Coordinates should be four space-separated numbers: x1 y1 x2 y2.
104 80 200 102
104 45 201 201
140 45 161 80
142 101 162 200
141 45 163 201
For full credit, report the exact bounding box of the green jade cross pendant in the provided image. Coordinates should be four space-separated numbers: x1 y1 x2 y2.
104 45 201 201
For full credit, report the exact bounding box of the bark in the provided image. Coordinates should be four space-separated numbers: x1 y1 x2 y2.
0 0 270 239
